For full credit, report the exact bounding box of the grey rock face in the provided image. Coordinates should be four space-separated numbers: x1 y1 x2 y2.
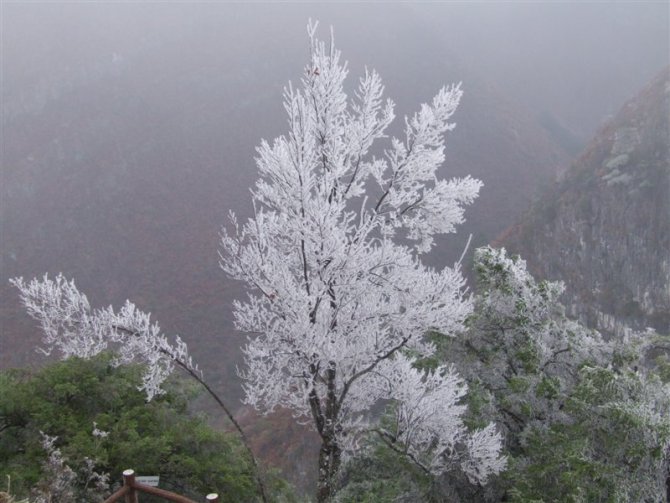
501 68 670 336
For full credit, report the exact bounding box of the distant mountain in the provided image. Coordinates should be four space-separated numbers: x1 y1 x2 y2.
500 68 670 336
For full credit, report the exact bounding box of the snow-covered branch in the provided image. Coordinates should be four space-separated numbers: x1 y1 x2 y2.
366 355 506 484
10 274 197 401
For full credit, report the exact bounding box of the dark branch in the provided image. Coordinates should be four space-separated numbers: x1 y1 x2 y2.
110 324 268 503
338 335 410 412
373 428 432 476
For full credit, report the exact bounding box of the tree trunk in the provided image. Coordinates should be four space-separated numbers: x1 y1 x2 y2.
313 361 341 502
315 434 341 503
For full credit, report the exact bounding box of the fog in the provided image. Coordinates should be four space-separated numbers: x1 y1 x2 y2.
412 2 669 137
1 1 668 488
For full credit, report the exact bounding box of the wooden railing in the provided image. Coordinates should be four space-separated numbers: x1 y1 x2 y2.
103 469 219 503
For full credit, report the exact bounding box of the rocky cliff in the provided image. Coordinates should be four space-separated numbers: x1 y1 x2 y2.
500 68 670 335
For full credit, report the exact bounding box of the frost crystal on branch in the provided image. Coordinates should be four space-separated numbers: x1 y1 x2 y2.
31 432 110 503
219 21 503 498
369 355 507 484
10 274 198 400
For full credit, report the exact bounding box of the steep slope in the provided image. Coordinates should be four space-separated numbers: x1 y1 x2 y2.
500 68 670 335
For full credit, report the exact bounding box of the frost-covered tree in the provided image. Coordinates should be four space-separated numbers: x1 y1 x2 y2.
30 432 109 503
458 246 606 440
218 22 504 501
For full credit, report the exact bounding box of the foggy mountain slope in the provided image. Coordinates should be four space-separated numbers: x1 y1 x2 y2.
1 3 568 381
500 68 670 336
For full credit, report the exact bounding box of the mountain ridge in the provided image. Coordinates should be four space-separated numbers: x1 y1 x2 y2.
499 67 670 335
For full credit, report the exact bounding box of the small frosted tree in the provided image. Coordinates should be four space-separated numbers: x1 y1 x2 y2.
30 432 109 503
219 22 504 501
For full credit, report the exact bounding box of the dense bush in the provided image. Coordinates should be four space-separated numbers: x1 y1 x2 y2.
0 354 292 502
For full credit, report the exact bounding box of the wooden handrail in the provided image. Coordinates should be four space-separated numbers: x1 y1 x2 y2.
102 469 219 503
103 485 130 502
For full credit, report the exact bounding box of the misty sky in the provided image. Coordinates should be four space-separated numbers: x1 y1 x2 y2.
4 2 668 138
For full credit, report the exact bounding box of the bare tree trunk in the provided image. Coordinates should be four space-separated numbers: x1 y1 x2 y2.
313 361 342 503
316 433 341 503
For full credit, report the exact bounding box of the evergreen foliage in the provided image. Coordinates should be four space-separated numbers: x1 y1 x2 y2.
0 354 292 502
335 247 670 502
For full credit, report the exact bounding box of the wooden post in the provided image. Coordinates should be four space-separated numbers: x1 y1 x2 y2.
123 469 139 503
205 494 219 502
